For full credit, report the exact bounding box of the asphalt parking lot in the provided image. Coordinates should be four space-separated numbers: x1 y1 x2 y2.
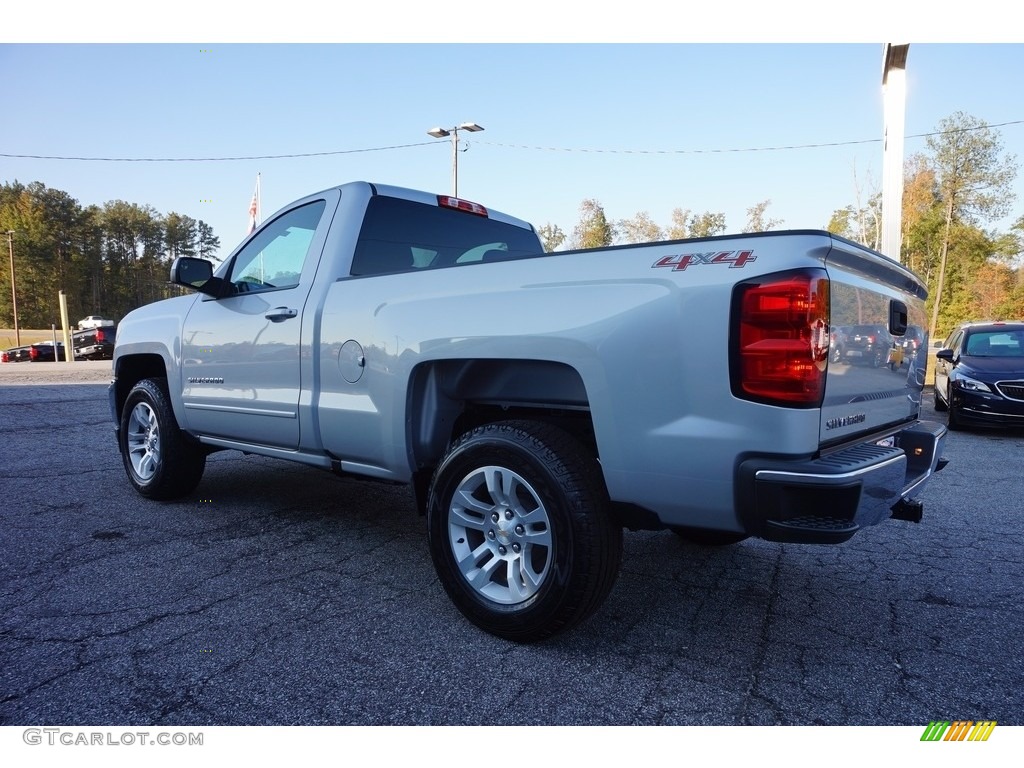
1 362 1022 726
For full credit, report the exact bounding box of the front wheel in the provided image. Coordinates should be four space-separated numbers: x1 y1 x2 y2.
119 377 206 499
427 420 622 643
946 388 963 431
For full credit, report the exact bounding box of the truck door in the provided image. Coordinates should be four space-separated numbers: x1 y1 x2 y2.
180 196 333 447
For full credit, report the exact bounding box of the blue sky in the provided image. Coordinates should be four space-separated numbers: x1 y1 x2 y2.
2 12 1023 260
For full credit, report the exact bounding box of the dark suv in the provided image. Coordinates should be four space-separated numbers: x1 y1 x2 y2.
839 324 893 367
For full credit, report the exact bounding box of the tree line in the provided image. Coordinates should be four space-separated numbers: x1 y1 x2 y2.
541 111 1023 341
0 181 220 329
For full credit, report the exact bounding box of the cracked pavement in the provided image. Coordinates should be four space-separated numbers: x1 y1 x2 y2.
1 365 1021 725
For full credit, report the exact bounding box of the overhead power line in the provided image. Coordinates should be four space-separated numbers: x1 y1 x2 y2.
483 120 1024 156
2 121 1021 163
0 141 437 162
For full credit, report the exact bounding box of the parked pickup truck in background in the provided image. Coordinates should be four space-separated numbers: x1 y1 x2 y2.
110 181 948 642
73 325 116 360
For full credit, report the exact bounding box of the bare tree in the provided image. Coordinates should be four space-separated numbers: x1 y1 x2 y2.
742 200 783 233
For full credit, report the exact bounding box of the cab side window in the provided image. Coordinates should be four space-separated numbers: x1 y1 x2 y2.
229 201 326 293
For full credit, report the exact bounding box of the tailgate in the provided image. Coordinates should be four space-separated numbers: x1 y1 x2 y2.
821 236 929 446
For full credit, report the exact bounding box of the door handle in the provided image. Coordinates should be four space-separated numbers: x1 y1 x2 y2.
265 307 298 322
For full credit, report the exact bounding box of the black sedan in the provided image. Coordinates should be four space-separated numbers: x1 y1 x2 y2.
934 321 1024 430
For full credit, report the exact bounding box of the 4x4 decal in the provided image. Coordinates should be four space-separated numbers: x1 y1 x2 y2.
652 250 756 272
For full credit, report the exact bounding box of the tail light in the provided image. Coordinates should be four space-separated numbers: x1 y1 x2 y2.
30 346 39 360
732 269 829 407
95 329 105 343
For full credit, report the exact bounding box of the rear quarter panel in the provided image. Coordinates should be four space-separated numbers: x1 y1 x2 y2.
314 231 837 529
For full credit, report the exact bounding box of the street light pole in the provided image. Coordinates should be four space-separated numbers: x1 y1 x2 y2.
6 230 18 346
426 122 484 197
882 44 909 264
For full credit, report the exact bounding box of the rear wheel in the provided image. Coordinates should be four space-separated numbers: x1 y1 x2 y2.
119 378 206 499
427 420 622 643
933 387 948 412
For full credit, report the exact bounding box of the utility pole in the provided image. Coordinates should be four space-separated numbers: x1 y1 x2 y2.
6 230 18 346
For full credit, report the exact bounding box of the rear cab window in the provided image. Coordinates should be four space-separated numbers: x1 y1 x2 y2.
350 196 541 277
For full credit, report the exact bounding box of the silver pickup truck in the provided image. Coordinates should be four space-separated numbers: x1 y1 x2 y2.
110 181 947 641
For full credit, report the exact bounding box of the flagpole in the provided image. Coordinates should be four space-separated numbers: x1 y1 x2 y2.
256 172 261 226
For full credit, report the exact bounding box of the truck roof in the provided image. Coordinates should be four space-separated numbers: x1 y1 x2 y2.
299 181 538 233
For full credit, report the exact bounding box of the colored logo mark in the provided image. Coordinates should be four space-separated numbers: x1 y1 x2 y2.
920 721 996 742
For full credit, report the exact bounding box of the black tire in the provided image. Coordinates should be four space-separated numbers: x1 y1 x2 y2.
933 387 948 412
670 526 748 546
119 377 206 500
427 420 622 643
946 390 963 431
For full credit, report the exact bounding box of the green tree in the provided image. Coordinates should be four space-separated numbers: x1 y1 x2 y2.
0 181 93 327
571 199 615 249
666 208 693 240
537 222 566 252
101 201 166 316
617 211 663 244
689 211 727 238
924 111 1017 341
79 204 107 315
196 220 221 262
666 208 726 239
164 212 198 260
0 181 222 329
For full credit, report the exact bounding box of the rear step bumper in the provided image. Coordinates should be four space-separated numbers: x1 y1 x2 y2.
736 420 948 544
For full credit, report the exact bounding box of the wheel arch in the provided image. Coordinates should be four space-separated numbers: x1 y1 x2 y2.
113 353 171 424
406 359 596 506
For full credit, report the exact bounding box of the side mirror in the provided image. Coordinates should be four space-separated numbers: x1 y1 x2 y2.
935 348 955 363
170 257 226 298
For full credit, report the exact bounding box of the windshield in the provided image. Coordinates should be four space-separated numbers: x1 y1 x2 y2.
964 330 1024 357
